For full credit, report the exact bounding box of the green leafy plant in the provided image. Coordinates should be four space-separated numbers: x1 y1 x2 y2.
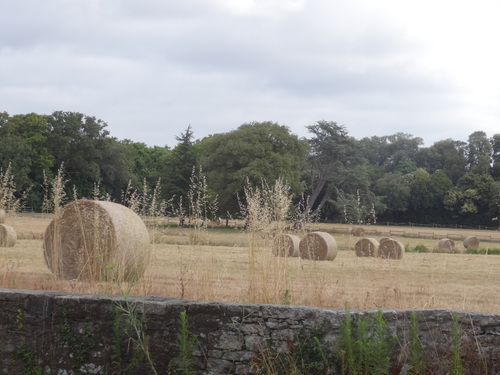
60 306 95 375
16 346 46 375
407 245 429 253
170 310 199 375
407 312 426 375
336 305 396 375
449 312 464 375
252 324 332 375
112 277 158 375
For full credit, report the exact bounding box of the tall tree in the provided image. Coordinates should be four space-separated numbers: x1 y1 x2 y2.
491 134 500 179
0 112 54 208
163 125 198 200
303 121 363 217
200 121 308 214
46 111 111 197
416 139 467 183
466 131 492 173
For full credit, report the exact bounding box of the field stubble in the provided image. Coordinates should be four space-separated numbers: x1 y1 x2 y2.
2 215 500 313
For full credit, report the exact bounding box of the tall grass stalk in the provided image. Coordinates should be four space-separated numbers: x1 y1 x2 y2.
449 312 464 375
0 162 27 215
408 312 426 375
43 164 67 279
239 177 293 304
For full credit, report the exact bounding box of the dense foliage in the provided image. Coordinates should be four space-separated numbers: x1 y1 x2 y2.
1 111 499 226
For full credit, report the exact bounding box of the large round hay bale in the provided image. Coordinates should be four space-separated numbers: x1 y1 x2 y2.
0 224 17 247
0 209 5 224
463 236 480 249
438 238 455 252
379 239 405 259
354 238 379 257
350 226 365 237
43 199 151 282
299 232 338 261
273 234 300 257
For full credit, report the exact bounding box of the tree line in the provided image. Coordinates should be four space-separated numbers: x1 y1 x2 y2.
1 111 499 227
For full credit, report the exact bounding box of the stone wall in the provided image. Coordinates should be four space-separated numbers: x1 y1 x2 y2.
1 288 500 374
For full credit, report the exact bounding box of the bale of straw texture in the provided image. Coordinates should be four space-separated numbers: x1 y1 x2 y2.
273 234 300 257
43 199 151 282
299 232 338 261
379 239 405 259
438 238 455 252
0 209 5 224
0 224 17 247
379 237 392 244
463 236 480 249
350 226 365 237
354 238 380 257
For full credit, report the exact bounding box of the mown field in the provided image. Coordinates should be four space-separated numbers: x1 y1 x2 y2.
2 214 500 314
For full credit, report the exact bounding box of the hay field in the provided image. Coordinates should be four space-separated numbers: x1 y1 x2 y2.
2 214 500 314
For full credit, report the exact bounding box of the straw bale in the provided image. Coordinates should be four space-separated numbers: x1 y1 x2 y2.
0 209 5 224
0 224 17 247
438 238 455 252
273 234 300 257
350 226 365 237
299 232 338 261
463 236 480 249
379 237 392 244
43 199 151 282
354 238 379 257
379 239 405 259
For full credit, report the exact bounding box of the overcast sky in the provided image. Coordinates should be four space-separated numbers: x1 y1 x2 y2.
2 0 499 148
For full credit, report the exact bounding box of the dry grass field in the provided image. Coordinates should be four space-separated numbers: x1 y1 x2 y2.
2 214 500 314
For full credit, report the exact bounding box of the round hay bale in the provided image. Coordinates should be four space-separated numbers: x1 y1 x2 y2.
379 237 392 244
0 224 17 247
350 226 365 237
354 238 379 257
299 232 338 261
273 234 300 257
43 199 151 282
0 209 5 224
438 238 455 252
379 239 405 259
463 236 480 249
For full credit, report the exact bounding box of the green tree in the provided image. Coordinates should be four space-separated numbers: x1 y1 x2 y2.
374 173 411 222
163 126 198 200
0 112 54 208
491 134 500 179
445 172 495 224
200 121 308 214
358 133 423 173
416 139 467 183
46 111 112 198
303 120 363 217
466 131 492 173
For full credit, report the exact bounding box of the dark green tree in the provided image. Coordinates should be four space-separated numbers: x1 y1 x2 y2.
373 173 411 222
303 121 365 217
46 111 111 198
0 112 54 208
163 126 198 200
491 134 500 179
358 133 423 173
200 121 308 214
417 139 467 183
466 131 492 173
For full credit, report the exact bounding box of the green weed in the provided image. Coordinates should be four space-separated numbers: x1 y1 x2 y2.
407 312 426 375
336 305 397 375
169 311 199 375
449 312 464 375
